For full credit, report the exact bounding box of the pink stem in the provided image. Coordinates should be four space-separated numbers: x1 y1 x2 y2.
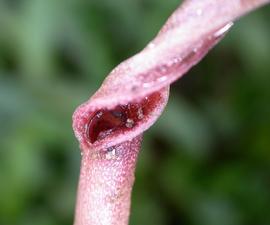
72 1 269 224
74 136 142 225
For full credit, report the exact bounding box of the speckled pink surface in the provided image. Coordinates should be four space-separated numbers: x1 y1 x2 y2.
74 136 142 225
72 1 269 225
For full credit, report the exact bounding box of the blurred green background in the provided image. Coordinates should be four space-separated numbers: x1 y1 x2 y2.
0 0 270 225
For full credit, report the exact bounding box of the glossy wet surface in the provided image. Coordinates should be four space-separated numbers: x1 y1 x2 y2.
86 92 161 144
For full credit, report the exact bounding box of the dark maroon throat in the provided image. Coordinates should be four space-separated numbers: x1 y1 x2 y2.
85 92 161 144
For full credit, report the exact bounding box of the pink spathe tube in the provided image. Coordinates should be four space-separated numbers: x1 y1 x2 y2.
72 1 270 225
74 136 142 225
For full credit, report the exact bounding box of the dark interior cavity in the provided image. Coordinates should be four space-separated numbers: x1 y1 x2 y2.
86 92 161 144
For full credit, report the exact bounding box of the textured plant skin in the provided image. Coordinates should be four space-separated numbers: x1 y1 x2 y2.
74 136 142 225
72 1 269 225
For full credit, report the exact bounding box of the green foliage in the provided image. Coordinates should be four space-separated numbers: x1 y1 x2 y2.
0 1 270 224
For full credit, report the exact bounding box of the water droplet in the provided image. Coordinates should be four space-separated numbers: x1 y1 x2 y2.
148 43 155 49
196 8 202 16
143 82 152 88
105 147 116 160
126 118 134 128
96 111 103 118
157 76 167 82
107 146 115 152
214 22 234 38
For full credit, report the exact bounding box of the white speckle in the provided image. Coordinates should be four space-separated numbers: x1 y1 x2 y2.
125 119 134 128
137 108 144 120
96 111 103 118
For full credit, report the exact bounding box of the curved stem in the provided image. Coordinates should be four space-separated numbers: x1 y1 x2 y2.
74 136 142 225
72 1 270 224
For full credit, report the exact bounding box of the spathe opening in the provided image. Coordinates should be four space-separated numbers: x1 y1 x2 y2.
85 91 162 144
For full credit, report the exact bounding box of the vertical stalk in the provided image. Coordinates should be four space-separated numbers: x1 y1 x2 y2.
74 136 142 225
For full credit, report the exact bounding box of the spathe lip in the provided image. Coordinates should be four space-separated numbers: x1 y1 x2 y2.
72 0 270 151
73 87 169 150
